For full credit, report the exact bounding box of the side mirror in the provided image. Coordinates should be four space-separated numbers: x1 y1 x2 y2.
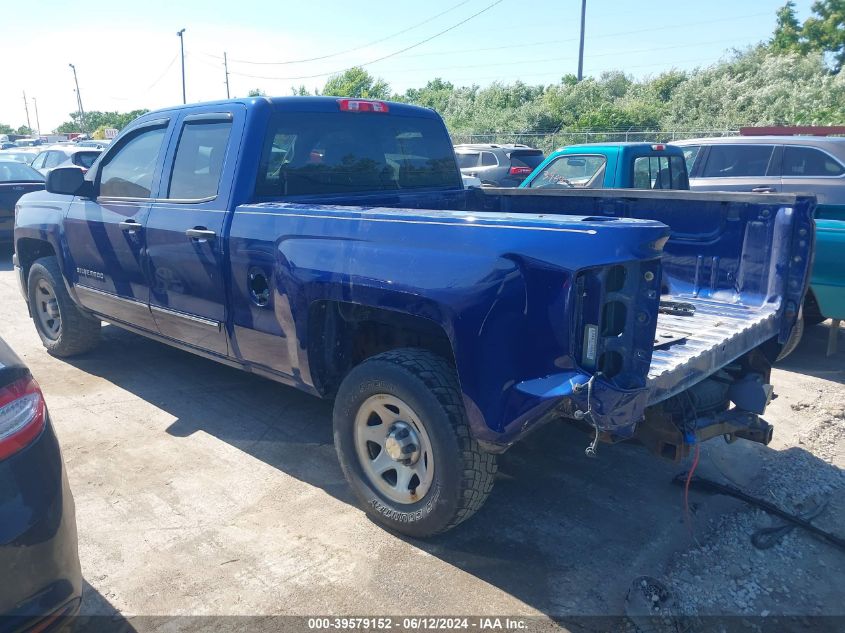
46 166 92 197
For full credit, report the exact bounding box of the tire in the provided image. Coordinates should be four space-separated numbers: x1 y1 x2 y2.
803 291 826 327
333 348 497 537
27 256 100 357
776 315 804 361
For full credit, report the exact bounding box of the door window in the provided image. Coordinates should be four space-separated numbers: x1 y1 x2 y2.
167 119 233 199
528 155 606 189
681 145 701 172
701 145 774 178
30 152 47 169
455 152 480 169
99 126 168 198
480 152 498 167
43 151 65 169
782 146 845 177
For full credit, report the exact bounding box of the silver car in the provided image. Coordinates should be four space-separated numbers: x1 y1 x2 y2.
30 145 102 177
674 136 845 204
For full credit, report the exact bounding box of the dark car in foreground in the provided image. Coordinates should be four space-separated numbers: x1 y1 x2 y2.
0 161 44 244
454 143 544 187
0 336 82 630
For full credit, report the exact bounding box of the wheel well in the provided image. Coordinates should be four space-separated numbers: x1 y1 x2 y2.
308 301 455 396
16 238 56 280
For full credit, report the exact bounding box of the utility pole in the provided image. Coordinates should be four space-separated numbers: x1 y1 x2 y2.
177 28 187 104
577 0 587 81
224 52 230 99
33 97 41 137
22 92 31 131
69 63 86 133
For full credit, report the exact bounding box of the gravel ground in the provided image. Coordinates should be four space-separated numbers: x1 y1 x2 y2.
0 246 843 632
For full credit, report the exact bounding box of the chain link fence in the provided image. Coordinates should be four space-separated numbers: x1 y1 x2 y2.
450 129 741 153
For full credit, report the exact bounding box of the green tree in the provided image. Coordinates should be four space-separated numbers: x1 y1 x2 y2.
322 67 389 99
15 126 33 136
802 0 845 72
55 110 150 135
248 88 266 97
771 1 803 53
0 123 13 135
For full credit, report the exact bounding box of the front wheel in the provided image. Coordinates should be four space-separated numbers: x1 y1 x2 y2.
333 348 497 537
27 256 101 357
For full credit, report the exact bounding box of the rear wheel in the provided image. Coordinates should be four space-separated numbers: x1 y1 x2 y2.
27 257 100 357
333 348 497 537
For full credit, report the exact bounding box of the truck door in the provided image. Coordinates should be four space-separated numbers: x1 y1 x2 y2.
63 119 171 331
143 108 243 356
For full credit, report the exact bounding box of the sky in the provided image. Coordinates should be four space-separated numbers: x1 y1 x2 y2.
1 0 814 133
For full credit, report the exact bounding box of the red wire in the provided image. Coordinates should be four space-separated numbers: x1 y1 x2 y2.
683 442 701 537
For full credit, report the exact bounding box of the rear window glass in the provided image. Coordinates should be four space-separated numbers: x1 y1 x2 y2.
168 120 233 199
256 111 461 197
73 151 100 169
701 145 774 178
455 153 479 169
632 155 688 189
510 151 544 169
782 146 845 177
528 155 606 189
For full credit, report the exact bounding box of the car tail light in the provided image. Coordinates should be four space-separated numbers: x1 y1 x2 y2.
0 376 46 460
509 166 532 176
337 99 389 113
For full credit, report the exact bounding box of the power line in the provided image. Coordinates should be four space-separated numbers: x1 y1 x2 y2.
221 0 505 81
203 0 473 66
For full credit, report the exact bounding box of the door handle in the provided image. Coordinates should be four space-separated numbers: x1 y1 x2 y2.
751 186 776 193
185 228 216 240
119 219 141 232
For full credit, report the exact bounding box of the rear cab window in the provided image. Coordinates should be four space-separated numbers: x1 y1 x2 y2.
528 154 606 189
632 155 688 189
256 110 461 197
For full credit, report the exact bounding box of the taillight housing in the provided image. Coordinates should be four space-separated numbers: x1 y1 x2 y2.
0 376 46 460
337 99 389 113
509 166 532 176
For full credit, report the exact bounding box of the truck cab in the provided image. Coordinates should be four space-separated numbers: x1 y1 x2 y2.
520 142 689 191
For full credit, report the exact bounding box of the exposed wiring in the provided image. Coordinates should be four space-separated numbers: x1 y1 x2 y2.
683 442 701 538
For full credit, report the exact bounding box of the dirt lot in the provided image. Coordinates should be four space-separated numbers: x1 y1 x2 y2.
1 246 843 632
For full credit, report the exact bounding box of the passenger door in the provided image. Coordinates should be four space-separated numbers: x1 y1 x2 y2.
144 108 243 356
63 119 171 331
779 145 845 205
688 144 780 193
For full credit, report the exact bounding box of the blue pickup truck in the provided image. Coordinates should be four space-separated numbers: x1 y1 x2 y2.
13 97 814 536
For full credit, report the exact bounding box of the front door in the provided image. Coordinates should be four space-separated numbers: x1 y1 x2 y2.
63 120 171 331
144 108 242 355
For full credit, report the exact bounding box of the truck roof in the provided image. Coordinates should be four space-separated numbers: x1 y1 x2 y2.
549 142 685 156
134 96 441 121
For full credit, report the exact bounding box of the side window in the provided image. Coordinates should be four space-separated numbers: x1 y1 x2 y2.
31 152 47 169
43 151 65 169
480 152 498 167
701 145 774 178
782 146 845 177
681 146 701 173
528 155 606 189
168 119 233 199
99 126 167 198
455 152 480 169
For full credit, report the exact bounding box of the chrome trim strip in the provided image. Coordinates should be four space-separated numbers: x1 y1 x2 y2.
150 304 221 329
76 284 148 307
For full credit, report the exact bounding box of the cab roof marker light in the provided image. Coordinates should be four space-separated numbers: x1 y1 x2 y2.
337 99 390 113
